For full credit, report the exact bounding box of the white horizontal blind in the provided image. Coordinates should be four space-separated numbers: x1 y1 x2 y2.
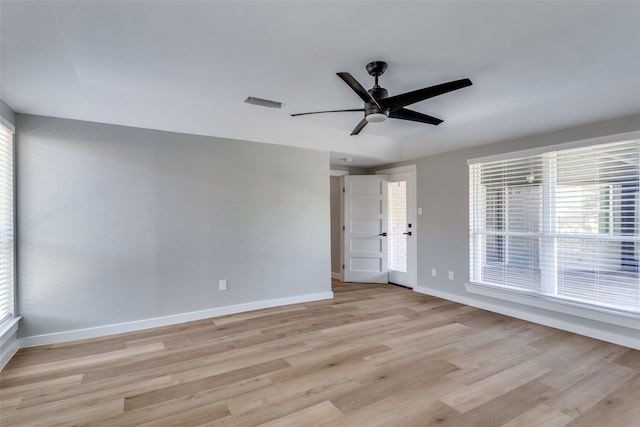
470 139 640 314
0 123 14 325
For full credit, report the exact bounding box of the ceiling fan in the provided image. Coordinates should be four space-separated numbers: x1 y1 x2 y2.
291 61 472 135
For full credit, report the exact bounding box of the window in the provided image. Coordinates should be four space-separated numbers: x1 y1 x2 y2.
469 139 640 315
388 180 407 273
0 123 14 326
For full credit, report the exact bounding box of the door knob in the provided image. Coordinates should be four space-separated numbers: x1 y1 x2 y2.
379 232 387 237
403 231 412 236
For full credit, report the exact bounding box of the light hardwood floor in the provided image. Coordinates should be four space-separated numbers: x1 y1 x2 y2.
1 281 639 426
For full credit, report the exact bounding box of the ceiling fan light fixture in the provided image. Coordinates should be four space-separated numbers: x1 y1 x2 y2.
365 112 387 123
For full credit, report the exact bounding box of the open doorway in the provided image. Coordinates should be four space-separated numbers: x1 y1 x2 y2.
379 166 417 288
330 170 349 281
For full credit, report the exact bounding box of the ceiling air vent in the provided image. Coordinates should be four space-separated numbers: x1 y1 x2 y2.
244 97 282 109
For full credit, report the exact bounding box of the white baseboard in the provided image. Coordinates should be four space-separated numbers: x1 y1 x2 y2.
414 286 640 350
19 291 334 348
331 272 343 281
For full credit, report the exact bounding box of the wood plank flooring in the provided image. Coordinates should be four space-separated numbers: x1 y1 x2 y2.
1 281 639 426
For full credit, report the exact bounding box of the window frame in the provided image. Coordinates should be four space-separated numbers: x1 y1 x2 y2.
467 131 640 329
0 118 15 328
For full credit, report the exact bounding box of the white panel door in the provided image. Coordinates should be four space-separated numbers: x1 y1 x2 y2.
344 175 388 283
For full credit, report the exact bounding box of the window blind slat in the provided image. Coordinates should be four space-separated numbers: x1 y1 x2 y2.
0 123 14 326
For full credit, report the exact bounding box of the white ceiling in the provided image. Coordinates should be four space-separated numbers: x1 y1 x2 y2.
2 1 640 168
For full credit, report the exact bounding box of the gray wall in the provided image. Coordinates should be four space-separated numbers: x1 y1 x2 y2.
16 114 331 338
409 113 640 345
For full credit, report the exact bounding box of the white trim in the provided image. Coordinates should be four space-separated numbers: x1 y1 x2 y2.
330 172 347 284
415 285 640 350
467 130 640 165
375 164 416 175
466 281 640 328
18 292 334 348
0 337 19 371
0 316 20 345
0 317 20 370
339 176 345 283
0 116 15 133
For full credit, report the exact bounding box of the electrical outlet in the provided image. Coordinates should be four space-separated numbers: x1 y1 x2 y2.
432 268 436 277
219 279 227 291
448 271 454 280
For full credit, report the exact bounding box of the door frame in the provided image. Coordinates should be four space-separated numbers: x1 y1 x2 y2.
376 164 417 288
330 170 349 281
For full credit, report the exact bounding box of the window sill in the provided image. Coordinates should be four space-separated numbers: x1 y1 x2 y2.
0 316 21 346
465 281 640 330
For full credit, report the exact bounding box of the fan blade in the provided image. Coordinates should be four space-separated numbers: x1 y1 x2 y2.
351 118 368 135
291 108 364 117
337 73 381 108
381 78 472 111
389 108 443 125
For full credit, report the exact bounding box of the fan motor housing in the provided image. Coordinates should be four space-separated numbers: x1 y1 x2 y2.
368 86 388 100
366 86 389 118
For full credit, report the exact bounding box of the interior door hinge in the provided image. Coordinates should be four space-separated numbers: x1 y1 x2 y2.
342 225 345 231
343 187 345 193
